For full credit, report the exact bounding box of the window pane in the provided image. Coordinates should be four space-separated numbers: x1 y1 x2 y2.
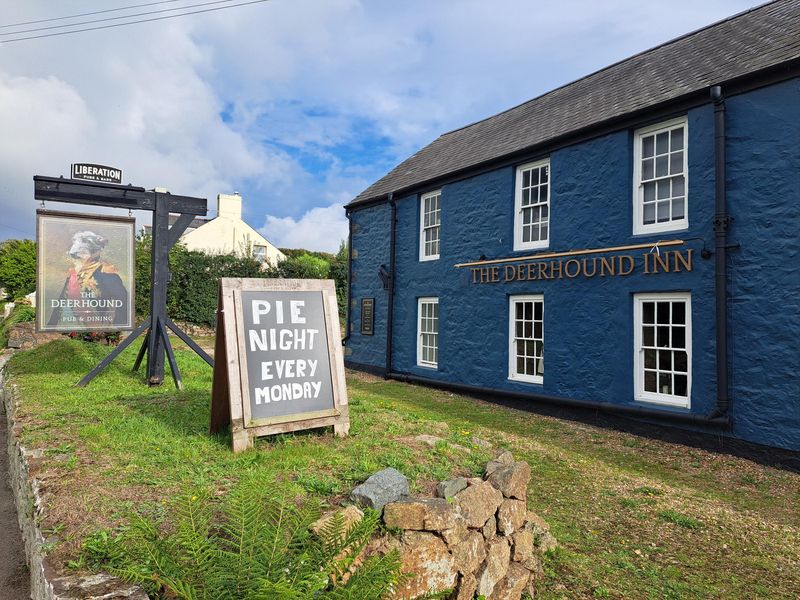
522 170 530 188
534 302 543 320
645 370 657 392
657 326 670 347
643 302 655 324
540 224 548 240
656 132 669 154
524 302 532 319
657 302 670 323
522 188 530 206
526 358 535 375
516 303 523 319
517 356 525 374
674 351 688 372
672 302 685 324
539 184 548 202
673 326 686 349
658 350 672 371
657 179 670 200
671 127 684 151
524 321 533 338
670 151 683 175
659 372 672 395
534 322 542 339
657 201 670 222
674 374 688 396
644 181 656 202
643 326 654 346
671 198 685 219
541 166 549 184
644 349 656 369
643 203 656 224
642 158 654 180
656 156 669 177
673 175 685 197
642 135 655 158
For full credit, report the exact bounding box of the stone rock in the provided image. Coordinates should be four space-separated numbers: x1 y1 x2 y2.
454 573 478 600
527 511 550 533
486 461 531 500
453 480 503 528
6 322 62 350
522 554 544 579
450 530 486 575
493 449 515 464
51 573 148 599
497 499 527 536
393 531 457 599
488 562 530 600
535 530 558 553
435 477 467 499
440 516 469 546
482 514 497 540
310 505 364 539
414 434 445 447
383 498 459 532
475 537 510 598
470 436 493 449
350 467 409 511
511 527 534 563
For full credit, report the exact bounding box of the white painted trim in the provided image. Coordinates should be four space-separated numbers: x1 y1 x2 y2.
419 190 441 261
633 292 692 408
514 159 551 251
632 117 689 236
416 296 439 368
508 294 544 385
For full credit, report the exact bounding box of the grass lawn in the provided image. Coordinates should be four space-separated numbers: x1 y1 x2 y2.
4 339 800 599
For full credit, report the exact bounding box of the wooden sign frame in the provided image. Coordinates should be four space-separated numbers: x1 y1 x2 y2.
210 278 350 452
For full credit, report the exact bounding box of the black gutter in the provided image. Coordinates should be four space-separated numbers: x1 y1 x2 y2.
389 371 730 428
710 86 731 419
341 208 354 345
346 58 800 212
385 193 397 377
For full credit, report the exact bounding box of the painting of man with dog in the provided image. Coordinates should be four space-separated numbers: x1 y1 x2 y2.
36 211 135 332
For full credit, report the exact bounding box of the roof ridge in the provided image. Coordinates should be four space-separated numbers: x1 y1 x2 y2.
440 0 783 138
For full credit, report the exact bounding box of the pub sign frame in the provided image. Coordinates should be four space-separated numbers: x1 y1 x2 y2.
210 278 350 452
36 210 135 332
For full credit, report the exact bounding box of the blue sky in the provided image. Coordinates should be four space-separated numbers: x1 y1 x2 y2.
0 0 761 251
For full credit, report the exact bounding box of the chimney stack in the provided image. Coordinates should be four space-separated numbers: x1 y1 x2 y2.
217 193 242 220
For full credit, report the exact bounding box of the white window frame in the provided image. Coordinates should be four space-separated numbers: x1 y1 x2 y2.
419 190 441 261
508 294 544 384
416 297 439 368
633 292 692 408
514 159 550 251
633 117 689 235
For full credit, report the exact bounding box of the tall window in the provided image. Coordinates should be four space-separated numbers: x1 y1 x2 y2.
419 190 441 261
508 295 544 383
514 159 550 251
417 297 439 368
634 117 688 235
634 293 691 407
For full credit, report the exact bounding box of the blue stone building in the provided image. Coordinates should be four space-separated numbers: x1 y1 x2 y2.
343 1 800 451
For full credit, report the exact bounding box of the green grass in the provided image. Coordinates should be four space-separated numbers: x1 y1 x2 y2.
5 339 800 599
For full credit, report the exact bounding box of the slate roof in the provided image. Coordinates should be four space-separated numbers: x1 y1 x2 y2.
350 0 800 207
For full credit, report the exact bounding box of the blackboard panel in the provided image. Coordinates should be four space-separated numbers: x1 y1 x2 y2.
240 290 335 421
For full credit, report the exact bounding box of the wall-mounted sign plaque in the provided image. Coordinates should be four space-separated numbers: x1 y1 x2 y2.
210 278 349 452
36 210 135 332
71 163 123 184
360 297 374 335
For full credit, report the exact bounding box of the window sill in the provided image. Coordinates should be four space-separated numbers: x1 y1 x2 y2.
634 393 690 409
508 375 543 385
632 221 689 237
513 242 549 253
419 255 440 262
416 362 438 370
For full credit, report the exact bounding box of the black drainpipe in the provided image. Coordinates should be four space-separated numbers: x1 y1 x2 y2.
389 371 730 427
710 85 731 419
341 207 354 345
385 193 397 378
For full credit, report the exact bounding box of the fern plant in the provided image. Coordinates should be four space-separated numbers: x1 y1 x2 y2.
104 472 404 599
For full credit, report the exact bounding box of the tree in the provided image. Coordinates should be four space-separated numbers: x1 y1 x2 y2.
0 239 37 300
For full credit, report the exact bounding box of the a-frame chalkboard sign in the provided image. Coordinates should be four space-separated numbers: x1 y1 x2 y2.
210 278 349 452
33 175 214 388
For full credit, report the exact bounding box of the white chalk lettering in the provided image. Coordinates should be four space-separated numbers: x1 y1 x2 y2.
252 300 271 325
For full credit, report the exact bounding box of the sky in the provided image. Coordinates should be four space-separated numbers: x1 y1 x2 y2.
0 0 762 252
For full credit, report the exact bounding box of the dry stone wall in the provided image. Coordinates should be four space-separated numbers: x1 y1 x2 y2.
346 449 556 600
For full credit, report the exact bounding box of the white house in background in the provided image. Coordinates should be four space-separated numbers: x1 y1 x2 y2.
145 193 285 266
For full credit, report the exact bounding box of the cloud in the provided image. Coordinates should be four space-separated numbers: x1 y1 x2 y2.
259 203 348 253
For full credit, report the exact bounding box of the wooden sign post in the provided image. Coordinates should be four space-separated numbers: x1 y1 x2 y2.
210 278 350 452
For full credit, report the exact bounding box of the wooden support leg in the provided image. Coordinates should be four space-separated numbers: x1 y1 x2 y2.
132 327 150 372
76 320 149 387
333 423 350 438
158 318 183 391
231 428 251 453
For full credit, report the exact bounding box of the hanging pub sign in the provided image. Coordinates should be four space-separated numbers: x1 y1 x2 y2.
36 210 135 332
210 278 350 452
71 163 123 184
